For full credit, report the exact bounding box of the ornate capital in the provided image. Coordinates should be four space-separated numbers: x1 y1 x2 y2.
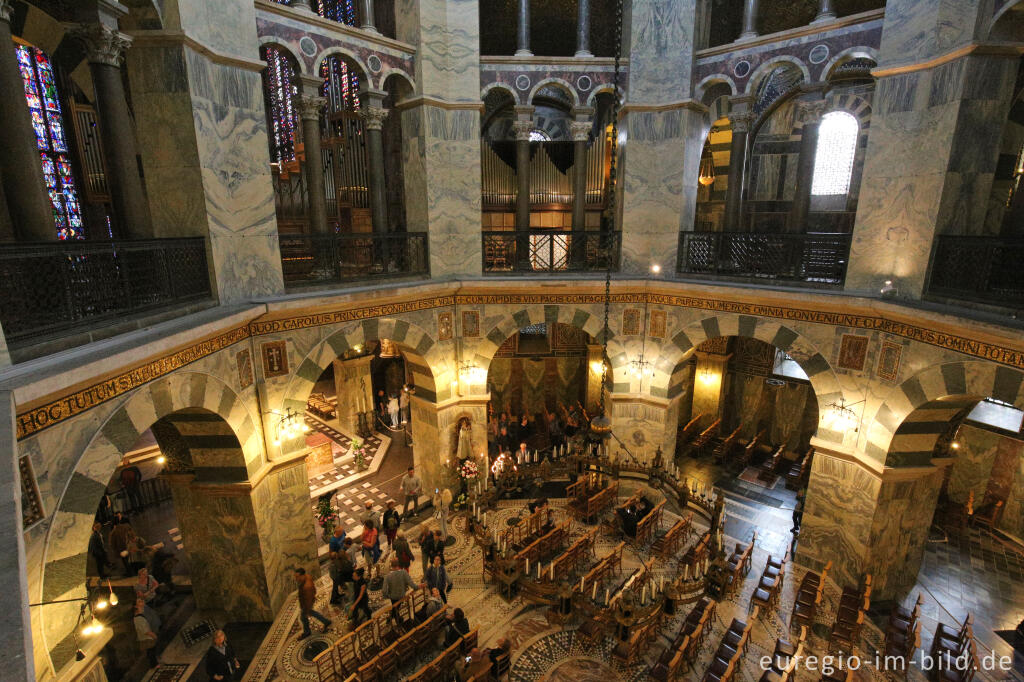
0 1 14 23
512 120 534 142
570 120 591 142
297 95 326 121
797 99 829 125
70 24 132 67
359 105 389 131
730 111 754 134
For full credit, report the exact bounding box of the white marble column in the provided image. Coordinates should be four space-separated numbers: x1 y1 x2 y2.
570 110 593 233
360 0 378 32
812 0 837 23
291 0 317 13
0 1 55 241
297 85 329 235
71 22 153 239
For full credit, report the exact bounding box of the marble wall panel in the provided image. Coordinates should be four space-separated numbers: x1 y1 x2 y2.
628 0 697 104
401 0 480 101
877 0 982 68
947 424 1002 504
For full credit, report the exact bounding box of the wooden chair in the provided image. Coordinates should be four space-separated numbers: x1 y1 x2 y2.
355 659 378 682
314 645 341 682
377 644 398 681
649 650 683 681
490 651 511 681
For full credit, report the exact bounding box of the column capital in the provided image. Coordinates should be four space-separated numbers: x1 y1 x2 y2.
571 106 595 121
296 95 326 121
359 105 389 131
730 111 755 134
69 23 132 67
570 120 592 142
512 120 534 141
796 99 829 125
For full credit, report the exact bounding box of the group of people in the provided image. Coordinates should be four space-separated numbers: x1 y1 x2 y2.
376 387 411 428
489 405 585 456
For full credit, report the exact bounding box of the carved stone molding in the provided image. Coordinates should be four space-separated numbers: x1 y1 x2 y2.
570 120 592 142
297 95 327 121
359 105 389 131
512 120 534 141
797 99 829 125
70 23 133 67
730 111 754 134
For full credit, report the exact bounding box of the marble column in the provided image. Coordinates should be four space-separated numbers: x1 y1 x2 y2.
739 0 759 40
333 355 375 432
0 1 56 241
845 0 1018 297
575 0 592 57
515 0 532 56
297 87 329 236
72 23 153 239
691 351 729 428
0 390 33 679
813 0 837 23
360 0 378 32
360 92 390 238
291 0 317 13
724 107 752 231
788 99 828 232
570 109 593 233
585 344 604 414
513 112 533 269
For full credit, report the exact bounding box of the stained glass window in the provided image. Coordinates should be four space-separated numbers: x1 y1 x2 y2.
318 0 358 26
810 111 859 197
260 45 298 165
321 56 360 111
16 44 84 240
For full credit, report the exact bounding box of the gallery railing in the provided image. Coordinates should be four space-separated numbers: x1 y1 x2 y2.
0 238 211 343
482 230 621 273
926 235 1024 309
676 231 852 286
280 232 429 287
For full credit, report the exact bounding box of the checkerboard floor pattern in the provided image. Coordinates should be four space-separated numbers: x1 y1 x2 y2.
304 413 383 494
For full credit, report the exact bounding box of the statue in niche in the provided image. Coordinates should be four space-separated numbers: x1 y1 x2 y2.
454 416 474 460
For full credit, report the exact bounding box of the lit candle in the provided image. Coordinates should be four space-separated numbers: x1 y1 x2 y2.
537 563 541 579
592 582 598 600
660 576 664 592
550 563 554 580
642 585 647 603
684 564 690 581
605 588 610 605
580 577 584 591
526 557 530 575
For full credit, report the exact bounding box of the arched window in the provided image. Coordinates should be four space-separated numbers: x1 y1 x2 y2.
16 44 84 240
260 46 298 165
810 111 858 196
528 129 550 142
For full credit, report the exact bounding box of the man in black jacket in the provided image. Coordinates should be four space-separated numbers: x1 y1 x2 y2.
205 629 240 681
88 522 108 579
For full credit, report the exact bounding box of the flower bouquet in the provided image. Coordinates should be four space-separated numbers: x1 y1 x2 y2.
458 458 479 482
315 496 340 540
351 438 368 470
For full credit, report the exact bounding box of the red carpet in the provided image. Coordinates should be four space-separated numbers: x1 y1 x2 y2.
739 466 778 489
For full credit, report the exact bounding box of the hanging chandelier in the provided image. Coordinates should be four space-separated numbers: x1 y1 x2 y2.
698 147 716 187
271 407 309 445
823 397 864 433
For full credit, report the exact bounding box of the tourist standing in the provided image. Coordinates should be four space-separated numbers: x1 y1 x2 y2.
393 531 413 571
88 522 109 579
133 598 158 667
205 629 240 681
382 500 401 549
294 568 332 639
399 387 410 424
360 520 378 571
418 527 435 577
350 567 371 626
401 467 422 519
425 555 452 604
388 394 400 427
360 502 381 562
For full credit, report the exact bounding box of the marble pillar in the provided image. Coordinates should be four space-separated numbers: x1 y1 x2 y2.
0 2 56 241
739 0 759 40
796 441 947 600
619 0 700 274
291 0 317 13
575 0 592 57
125 0 284 302
571 110 593 233
0 391 32 680
361 92 390 238
788 99 828 232
723 105 752 231
515 0 532 56
813 0 837 23
333 355 375 433
691 351 729 428
73 23 153 239
845 0 1018 298
298 92 329 236
360 0 378 32
585 344 605 415
513 112 534 269
395 0 482 278
608 394 680 466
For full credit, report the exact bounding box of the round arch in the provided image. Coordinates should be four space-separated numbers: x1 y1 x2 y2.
380 68 416 96
744 56 812 96
695 74 738 103
820 46 879 81
481 81 520 106
865 361 1024 465
313 47 371 84
526 78 580 108
586 84 620 108
258 37 305 76
37 371 260 673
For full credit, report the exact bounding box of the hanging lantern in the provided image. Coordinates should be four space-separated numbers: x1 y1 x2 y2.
698 149 716 187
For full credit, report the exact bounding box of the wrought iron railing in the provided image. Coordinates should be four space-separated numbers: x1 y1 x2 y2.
481 230 621 273
676 231 852 286
280 232 429 286
926 235 1024 308
0 238 211 343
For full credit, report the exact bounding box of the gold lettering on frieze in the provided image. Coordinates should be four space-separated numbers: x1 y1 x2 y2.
15 325 251 441
249 296 456 335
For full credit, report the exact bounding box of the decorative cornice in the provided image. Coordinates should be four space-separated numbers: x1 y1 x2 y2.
621 100 708 114
392 95 484 112
127 30 267 72
481 55 630 69
359 105 389 130
69 24 133 67
871 41 1024 78
296 94 326 121
254 0 417 56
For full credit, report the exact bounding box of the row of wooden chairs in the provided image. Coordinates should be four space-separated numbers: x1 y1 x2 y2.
692 418 722 455
653 512 692 560
713 425 743 462
829 574 872 652
758 626 807 682
650 597 718 680
611 612 663 667
570 480 619 523
406 628 482 682
723 535 756 596
750 552 787 615
634 500 666 547
785 446 813 490
733 429 766 470
883 593 923 677
701 617 753 682
514 520 570 576
930 614 977 681
790 561 831 632
676 413 705 454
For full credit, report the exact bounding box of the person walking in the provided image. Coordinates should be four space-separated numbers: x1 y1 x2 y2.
401 467 422 520
294 568 332 639
359 501 381 563
109 516 135 576
399 388 410 424
88 522 109 579
393 531 413 571
204 629 240 681
388 394 400 427
344 536 361 569
382 500 401 549
350 567 371 626
133 598 159 668
418 527 435 577
425 554 452 604
429 529 446 565
360 520 378 572
335 547 354 605
381 558 418 622
328 552 344 606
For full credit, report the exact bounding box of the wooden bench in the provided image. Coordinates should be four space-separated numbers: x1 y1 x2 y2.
714 424 743 462
611 612 662 667
514 520 571 577
652 512 692 559
736 429 766 470
307 392 336 420
681 532 711 570
692 418 722 455
634 500 665 547
786 446 813 490
677 412 705 453
572 480 619 522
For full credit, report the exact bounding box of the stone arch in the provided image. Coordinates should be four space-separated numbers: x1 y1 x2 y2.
586 84 619 107
280 317 443 414
37 371 260 673
820 46 879 81
657 314 844 424
866 361 1024 465
527 78 580 108
744 56 812 96
258 37 306 76
823 92 872 129
379 68 415 96
695 74 738 102
481 81 520 106
314 47 371 84
986 0 1024 41
474 305 616 371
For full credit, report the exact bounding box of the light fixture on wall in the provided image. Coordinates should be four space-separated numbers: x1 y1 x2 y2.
699 366 715 384
823 397 865 433
698 147 716 187
879 279 897 299
270 407 309 446
458 360 485 383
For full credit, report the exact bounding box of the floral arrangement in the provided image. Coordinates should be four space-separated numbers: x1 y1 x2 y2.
458 458 479 481
351 438 368 470
453 491 468 511
315 496 340 538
